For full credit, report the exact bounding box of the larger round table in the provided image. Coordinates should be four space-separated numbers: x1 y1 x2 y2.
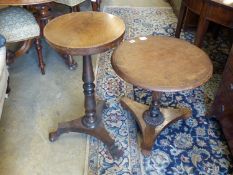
44 12 125 159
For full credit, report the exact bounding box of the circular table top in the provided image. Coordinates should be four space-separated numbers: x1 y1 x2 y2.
112 36 213 92
0 0 52 5
44 12 125 55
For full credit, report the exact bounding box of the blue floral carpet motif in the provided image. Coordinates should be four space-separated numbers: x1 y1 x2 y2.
87 7 233 175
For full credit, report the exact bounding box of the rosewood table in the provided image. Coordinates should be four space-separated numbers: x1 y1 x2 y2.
111 36 213 155
44 12 125 159
175 0 233 47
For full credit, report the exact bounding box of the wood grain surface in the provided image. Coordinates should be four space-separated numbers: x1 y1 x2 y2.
44 12 125 55
112 36 213 92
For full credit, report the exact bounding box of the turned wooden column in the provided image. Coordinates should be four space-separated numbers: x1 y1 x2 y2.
143 92 164 126
33 2 53 36
82 55 97 128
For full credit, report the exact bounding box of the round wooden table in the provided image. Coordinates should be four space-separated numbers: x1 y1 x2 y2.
112 36 213 155
44 12 125 159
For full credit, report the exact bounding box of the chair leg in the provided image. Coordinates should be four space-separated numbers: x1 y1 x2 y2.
34 37 45 75
194 4 209 47
6 40 32 65
195 18 209 47
175 1 187 38
70 5 80 12
15 40 32 58
6 50 16 65
6 77 10 95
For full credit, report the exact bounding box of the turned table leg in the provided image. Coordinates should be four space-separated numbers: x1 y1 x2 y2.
34 37 46 74
91 0 101 11
175 1 187 38
33 3 52 36
49 55 123 159
82 55 98 128
70 5 80 12
194 2 209 47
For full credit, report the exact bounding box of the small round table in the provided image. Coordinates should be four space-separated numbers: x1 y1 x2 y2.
44 12 125 159
111 36 213 155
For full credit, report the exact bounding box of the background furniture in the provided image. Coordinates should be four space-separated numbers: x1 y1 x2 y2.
0 6 45 74
211 45 233 153
0 0 53 36
168 0 182 16
175 0 233 47
0 0 54 74
91 0 101 11
0 35 9 118
53 0 86 12
112 36 213 155
44 12 125 159
53 0 101 12
170 0 233 155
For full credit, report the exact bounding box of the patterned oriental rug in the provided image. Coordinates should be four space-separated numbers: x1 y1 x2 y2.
87 7 233 175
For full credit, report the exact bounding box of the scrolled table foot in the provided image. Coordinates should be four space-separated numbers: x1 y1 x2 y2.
62 54 78 70
49 131 60 142
67 60 78 70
